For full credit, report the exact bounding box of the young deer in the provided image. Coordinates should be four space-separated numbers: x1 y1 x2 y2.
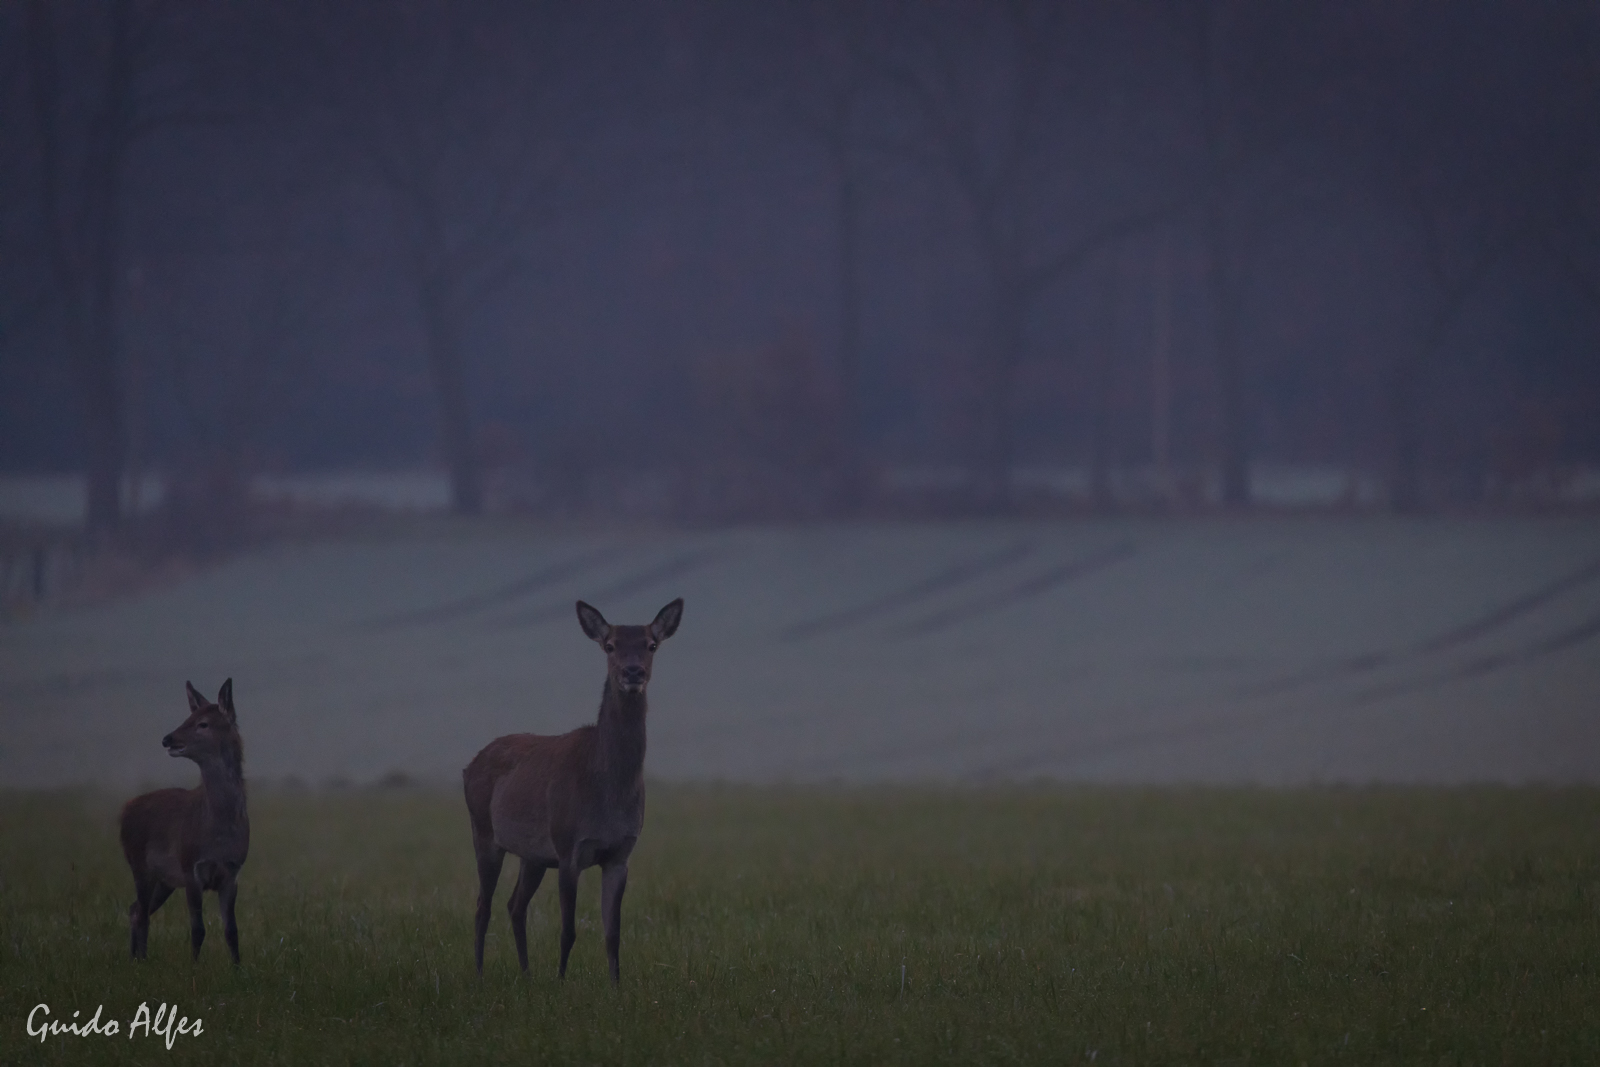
464 598 682 982
119 680 250 963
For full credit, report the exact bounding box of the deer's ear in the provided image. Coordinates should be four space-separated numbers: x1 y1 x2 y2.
217 678 236 724
186 681 207 714
576 600 610 642
650 598 683 642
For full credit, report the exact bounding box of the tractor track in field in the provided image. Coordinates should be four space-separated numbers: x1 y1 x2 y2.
977 604 1600 779
1239 554 1600 700
354 547 616 631
1347 606 1600 705
491 550 718 630
893 541 1138 638
778 541 1034 640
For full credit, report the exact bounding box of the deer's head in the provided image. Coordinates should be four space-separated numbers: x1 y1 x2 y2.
163 679 242 770
576 598 683 695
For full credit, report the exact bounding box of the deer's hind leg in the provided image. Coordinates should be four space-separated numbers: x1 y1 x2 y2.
472 840 506 975
127 872 172 960
147 881 175 916
184 881 206 960
506 858 547 974
127 875 150 960
128 895 145 960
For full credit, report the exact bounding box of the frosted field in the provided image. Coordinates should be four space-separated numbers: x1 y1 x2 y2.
2 517 1598 787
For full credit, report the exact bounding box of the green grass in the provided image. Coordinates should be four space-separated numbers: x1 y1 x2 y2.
3 786 1598 1064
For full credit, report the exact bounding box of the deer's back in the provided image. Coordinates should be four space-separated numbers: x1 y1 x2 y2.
465 727 611 864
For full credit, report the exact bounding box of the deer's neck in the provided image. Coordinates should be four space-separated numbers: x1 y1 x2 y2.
595 678 647 794
196 749 247 826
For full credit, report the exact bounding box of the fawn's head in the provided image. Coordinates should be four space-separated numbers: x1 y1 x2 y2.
576 598 683 695
164 679 242 770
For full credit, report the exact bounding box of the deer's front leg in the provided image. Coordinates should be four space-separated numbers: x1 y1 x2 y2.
600 860 628 983
184 881 206 960
556 862 580 978
219 875 240 964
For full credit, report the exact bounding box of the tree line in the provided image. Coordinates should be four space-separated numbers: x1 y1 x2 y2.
3 0 1598 535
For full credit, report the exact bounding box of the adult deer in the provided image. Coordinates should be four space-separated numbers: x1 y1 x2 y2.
119 680 250 963
464 598 682 981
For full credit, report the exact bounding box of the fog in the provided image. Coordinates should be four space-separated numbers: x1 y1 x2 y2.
2 3 1598 786
5 1 1598 522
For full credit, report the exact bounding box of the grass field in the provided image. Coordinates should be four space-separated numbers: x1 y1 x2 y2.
4 785 1598 1064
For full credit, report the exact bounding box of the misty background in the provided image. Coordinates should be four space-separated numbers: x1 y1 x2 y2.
2 2 1599 789
4 0 1599 531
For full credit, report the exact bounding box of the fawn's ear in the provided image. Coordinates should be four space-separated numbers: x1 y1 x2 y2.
186 681 207 714
576 600 610 642
217 678 236 724
650 598 684 642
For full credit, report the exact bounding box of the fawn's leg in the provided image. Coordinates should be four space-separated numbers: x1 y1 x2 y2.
128 873 151 960
147 882 174 916
473 843 505 975
220 875 240 965
507 859 546 974
129 877 171 959
600 860 628 984
556 863 580 979
185 881 206 960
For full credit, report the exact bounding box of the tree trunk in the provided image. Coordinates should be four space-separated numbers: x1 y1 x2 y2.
1388 274 1489 513
29 0 132 535
970 287 1024 514
419 279 483 516
1089 346 1114 513
1216 321 1249 509
1205 202 1250 510
1148 241 1174 502
834 153 866 514
1195 1 1251 511
83 0 132 534
1388 356 1425 513
80 306 127 532
1088 266 1118 513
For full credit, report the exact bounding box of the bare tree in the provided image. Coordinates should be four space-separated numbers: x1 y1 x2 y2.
26 0 137 534
1 8 53 347
1342 5 1549 511
1534 2 1600 480
129 189 324 550
1153 1 1363 509
709 0 911 513
1190 0 1253 509
319 2 583 516
886 0 1176 512
1383 183 1522 511
23 0 234 534
1168 0 1304 509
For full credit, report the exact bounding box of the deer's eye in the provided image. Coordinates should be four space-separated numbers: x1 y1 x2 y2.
198 722 210 730
604 643 615 653
648 643 658 652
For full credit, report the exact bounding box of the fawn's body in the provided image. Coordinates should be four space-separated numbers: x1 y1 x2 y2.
120 680 249 962
464 598 682 981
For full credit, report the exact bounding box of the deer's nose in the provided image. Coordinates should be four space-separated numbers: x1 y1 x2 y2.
162 733 175 748
622 666 647 684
